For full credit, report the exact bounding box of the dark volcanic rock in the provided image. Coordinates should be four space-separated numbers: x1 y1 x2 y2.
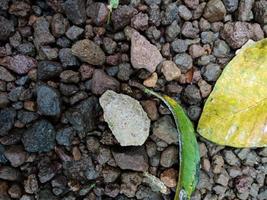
33 17 55 47
63 0 86 25
71 39 106 65
17 110 39 124
4 146 27 167
111 5 138 30
0 66 15 82
56 127 75 146
9 1 31 17
22 120 56 153
112 146 149 172
65 97 100 133
0 55 37 74
87 2 109 26
221 22 255 49
91 69 120 95
0 166 21 181
63 156 95 180
37 85 61 117
0 108 16 136
0 16 14 41
37 61 63 80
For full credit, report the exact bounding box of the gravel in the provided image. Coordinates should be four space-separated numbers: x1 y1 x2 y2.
0 0 266 199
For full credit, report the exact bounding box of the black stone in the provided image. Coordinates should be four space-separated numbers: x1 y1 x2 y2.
37 85 61 117
0 108 16 136
22 120 56 153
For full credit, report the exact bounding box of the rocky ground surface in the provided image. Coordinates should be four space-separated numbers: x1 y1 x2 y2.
0 0 266 199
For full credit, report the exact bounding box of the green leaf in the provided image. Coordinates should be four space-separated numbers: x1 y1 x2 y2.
109 0 119 9
130 81 200 200
197 38 267 148
107 0 119 24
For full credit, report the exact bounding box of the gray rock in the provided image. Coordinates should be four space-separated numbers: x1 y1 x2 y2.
187 105 202 121
59 48 79 68
160 146 178 167
201 63 222 82
161 3 179 25
215 170 230 186
244 151 259 166
102 166 120 183
237 0 254 21
16 42 36 56
144 0 161 5
148 4 161 26
103 37 117 54
0 66 15 82
131 13 149 31
0 166 21 181
171 39 188 53
51 13 69 38
178 5 192 20
8 86 23 102
87 2 109 26
181 22 199 39
0 16 14 41
253 0 267 26
37 61 62 80
37 85 61 117
184 0 199 9
0 108 16 136
203 0 226 22
224 150 240 166
112 146 149 172
182 85 202 105
120 172 143 198
221 22 254 49
213 40 230 58
33 17 55 48
201 31 217 44
65 97 100 134
136 185 162 200
173 53 193 73
0 0 9 10
60 70 80 83
0 55 37 75
17 110 38 124
66 26 84 40
4 146 26 167
197 171 213 190
63 156 94 180
91 69 120 95
131 31 163 73
111 5 138 30
117 63 133 81
152 115 179 144
100 90 150 146
71 39 105 65
189 44 205 58
56 127 75 146
63 0 86 25
22 120 56 153
165 21 180 42
0 93 9 109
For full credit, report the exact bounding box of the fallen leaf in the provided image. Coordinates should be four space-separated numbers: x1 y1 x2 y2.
129 81 200 200
198 38 267 147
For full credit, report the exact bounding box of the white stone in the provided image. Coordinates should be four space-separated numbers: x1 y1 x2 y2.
100 90 150 146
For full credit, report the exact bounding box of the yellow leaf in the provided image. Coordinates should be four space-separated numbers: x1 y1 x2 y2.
197 38 267 148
